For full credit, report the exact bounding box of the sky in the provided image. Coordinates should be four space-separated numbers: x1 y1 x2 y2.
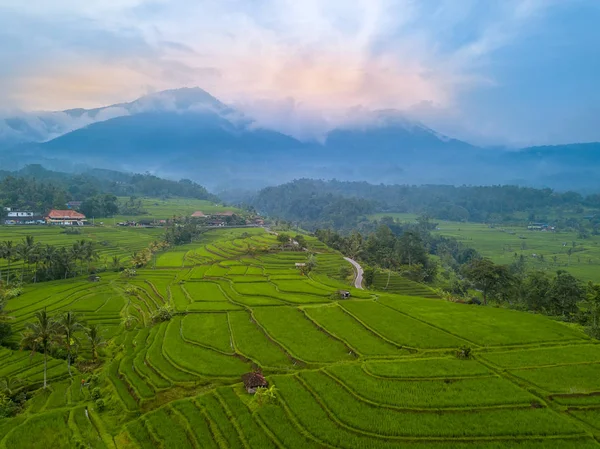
0 0 599 146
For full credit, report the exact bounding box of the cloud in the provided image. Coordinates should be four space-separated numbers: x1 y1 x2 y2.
0 0 594 145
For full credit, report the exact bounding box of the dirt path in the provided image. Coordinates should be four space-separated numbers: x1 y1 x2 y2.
344 257 364 289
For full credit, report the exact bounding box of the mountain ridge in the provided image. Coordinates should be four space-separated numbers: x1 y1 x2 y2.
1 87 599 191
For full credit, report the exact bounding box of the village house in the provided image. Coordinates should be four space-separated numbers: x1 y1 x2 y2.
241 371 268 394
527 222 556 231
191 211 206 218
3 208 45 225
214 211 235 217
46 209 87 226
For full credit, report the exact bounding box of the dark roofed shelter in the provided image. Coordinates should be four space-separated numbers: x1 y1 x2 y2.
242 371 268 394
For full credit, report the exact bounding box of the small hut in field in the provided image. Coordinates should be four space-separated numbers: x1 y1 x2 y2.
242 371 268 394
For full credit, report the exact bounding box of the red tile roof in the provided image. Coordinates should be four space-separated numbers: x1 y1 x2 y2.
47 209 86 219
214 211 234 216
241 372 268 389
191 211 206 217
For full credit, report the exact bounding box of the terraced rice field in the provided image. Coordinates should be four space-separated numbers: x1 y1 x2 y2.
2 227 600 448
372 269 440 298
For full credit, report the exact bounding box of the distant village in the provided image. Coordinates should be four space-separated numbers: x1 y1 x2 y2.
3 204 265 228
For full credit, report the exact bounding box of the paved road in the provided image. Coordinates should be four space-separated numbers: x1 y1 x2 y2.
344 257 364 289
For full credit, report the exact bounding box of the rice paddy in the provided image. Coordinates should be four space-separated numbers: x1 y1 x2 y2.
1 226 599 448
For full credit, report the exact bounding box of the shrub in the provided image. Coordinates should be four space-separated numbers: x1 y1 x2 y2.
0 394 17 418
91 387 102 400
95 399 106 412
151 305 173 323
121 269 137 278
456 345 473 359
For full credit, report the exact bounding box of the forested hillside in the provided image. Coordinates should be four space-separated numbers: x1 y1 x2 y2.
251 179 600 229
0 165 218 216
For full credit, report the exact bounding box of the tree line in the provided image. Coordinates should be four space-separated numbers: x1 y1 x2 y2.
0 309 106 418
250 179 600 229
0 164 218 218
315 220 600 338
0 237 99 285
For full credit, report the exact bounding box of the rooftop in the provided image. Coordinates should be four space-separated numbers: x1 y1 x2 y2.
47 209 86 219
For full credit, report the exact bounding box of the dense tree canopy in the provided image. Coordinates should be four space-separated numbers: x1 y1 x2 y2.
250 179 600 229
0 165 218 216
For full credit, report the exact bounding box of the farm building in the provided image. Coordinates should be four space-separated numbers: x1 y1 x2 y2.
527 223 556 231
241 371 268 394
191 211 206 218
338 290 351 299
295 262 306 268
3 210 45 225
46 209 87 226
214 211 235 217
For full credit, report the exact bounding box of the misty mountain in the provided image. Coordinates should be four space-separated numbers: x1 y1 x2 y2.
1 87 599 191
325 109 478 161
0 87 234 146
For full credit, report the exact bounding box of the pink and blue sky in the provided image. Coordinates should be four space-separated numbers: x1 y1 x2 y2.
1 0 599 146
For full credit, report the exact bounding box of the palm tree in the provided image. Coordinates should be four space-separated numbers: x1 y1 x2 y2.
85 324 106 362
16 236 36 283
0 376 23 396
40 244 57 280
1 241 16 284
21 310 61 389
110 256 121 272
58 311 84 376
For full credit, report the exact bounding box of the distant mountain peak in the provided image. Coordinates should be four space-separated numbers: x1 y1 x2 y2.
132 87 227 113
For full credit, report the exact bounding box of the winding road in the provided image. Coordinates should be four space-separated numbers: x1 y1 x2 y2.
344 257 364 289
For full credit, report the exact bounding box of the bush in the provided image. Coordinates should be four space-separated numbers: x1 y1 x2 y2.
121 268 137 278
151 305 173 323
456 346 472 359
0 394 17 418
95 399 105 412
91 387 102 400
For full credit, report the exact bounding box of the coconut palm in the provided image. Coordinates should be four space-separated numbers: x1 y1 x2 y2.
58 311 84 376
0 376 23 396
1 241 17 284
16 236 37 283
110 255 121 272
84 324 106 362
21 310 61 389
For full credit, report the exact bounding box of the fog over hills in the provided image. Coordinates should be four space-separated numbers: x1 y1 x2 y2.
1 87 598 192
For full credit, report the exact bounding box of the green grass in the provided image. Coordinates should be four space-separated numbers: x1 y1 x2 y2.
3 410 72 449
364 357 492 378
431 220 600 282
5 224 600 449
509 363 600 394
377 294 588 347
480 344 600 369
112 197 241 222
340 300 466 349
170 400 219 449
228 311 293 368
144 407 194 449
295 371 580 437
162 318 249 377
181 313 233 353
327 364 536 408
252 307 354 364
303 305 403 357
182 281 230 301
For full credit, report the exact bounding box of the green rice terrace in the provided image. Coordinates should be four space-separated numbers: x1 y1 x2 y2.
2 227 600 448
